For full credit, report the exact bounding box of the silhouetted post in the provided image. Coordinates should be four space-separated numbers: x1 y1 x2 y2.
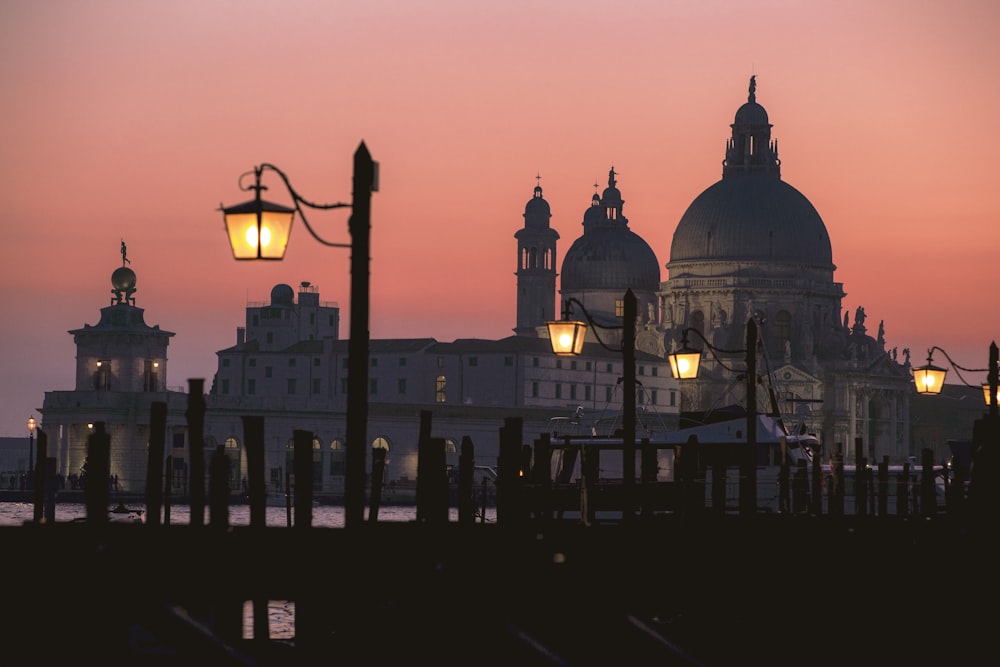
793 459 808 513
163 455 172 525
534 434 552 523
43 457 56 523
209 445 230 529
740 318 758 517
369 444 387 522
85 421 110 524
186 378 206 526
344 142 376 531
497 417 523 526
622 288 637 521
711 454 726 514
921 448 936 519
293 429 314 528
457 436 476 525
778 436 790 513
810 443 823 515
854 438 866 516
898 461 910 518
242 416 266 528
32 428 47 522
146 401 167 527
830 442 844 516
639 437 656 520
968 342 998 527
877 456 889 516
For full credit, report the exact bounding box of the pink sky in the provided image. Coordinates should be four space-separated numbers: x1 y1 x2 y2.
1 1 998 436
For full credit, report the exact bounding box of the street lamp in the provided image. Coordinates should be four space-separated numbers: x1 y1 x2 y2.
912 342 999 418
546 289 637 519
220 142 378 529
27 416 36 487
667 319 760 516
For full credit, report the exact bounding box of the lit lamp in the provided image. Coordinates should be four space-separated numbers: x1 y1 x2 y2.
912 343 999 417
546 290 638 518
220 142 378 529
668 320 760 516
27 416 36 484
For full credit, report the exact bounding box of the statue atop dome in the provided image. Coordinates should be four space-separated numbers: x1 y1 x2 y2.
749 75 756 103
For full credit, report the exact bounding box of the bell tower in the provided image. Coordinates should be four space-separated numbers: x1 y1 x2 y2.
514 176 559 335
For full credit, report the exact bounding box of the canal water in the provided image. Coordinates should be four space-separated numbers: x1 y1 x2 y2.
1 501 497 641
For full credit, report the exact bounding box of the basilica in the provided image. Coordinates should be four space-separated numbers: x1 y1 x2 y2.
39 78 914 496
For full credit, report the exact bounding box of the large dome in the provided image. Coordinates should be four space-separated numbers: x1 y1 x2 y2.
561 225 660 291
669 174 833 267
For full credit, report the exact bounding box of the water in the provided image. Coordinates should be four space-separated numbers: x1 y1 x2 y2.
2 501 497 641
0 501 495 527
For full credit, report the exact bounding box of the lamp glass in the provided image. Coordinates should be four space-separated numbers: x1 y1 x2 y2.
223 199 295 260
546 320 587 356
27 416 36 433
912 364 947 395
983 383 999 406
668 348 702 380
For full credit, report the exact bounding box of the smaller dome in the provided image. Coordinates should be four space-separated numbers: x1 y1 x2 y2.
270 284 295 305
111 267 136 292
523 185 551 228
734 101 769 126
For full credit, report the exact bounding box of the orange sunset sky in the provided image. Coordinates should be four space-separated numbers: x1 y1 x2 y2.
1 1 998 436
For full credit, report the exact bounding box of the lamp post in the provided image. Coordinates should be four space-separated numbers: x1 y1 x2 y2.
27 416 36 489
221 142 378 529
547 289 637 519
668 319 759 516
912 342 999 418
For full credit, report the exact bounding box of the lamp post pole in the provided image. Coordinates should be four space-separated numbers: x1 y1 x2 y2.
740 319 758 517
622 290 637 519
27 416 35 490
344 143 375 529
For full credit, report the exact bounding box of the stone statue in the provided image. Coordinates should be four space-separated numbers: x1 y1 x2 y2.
749 75 756 101
121 239 130 265
844 312 849 329
903 348 911 365
784 340 791 363
877 320 885 346
855 306 866 327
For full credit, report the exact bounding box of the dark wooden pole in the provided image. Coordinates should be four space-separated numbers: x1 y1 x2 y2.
740 318 758 517
622 288 637 521
186 378 206 526
345 142 376 530
32 428 46 522
242 416 266 529
293 429 314 528
85 421 110 524
146 401 167 527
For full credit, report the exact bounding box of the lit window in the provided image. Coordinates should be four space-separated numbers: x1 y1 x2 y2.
436 375 447 403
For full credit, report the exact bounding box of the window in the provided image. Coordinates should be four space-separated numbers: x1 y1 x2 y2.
371 358 378 368
287 379 296 394
570 360 577 371
247 379 256 395
556 359 563 369
342 358 349 368
289 358 296 367
249 359 257 368
312 378 321 394
532 382 539 398
615 299 624 317
585 385 591 401
533 357 539 367
266 332 273 344
309 313 315 324
586 361 592 371
606 363 613 373
605 386 612 402
639 366 645 376
143 359 159 392
94 360 110 390
570 385 577 400
555 384 562 399
265 366 273 378
652 367 658 377
222 379 230 394
370 379 378 395
670 390 677 407
252 314 259 325
436 375 447 403
650 390 658 405
399 357 407 367
222 358 230 368
313 358 320 367
398 378 407 394
469 357 478 367
504 356 513 367
437 356 445 368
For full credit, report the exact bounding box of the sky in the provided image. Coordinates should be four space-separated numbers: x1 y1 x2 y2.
1 0 998 437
